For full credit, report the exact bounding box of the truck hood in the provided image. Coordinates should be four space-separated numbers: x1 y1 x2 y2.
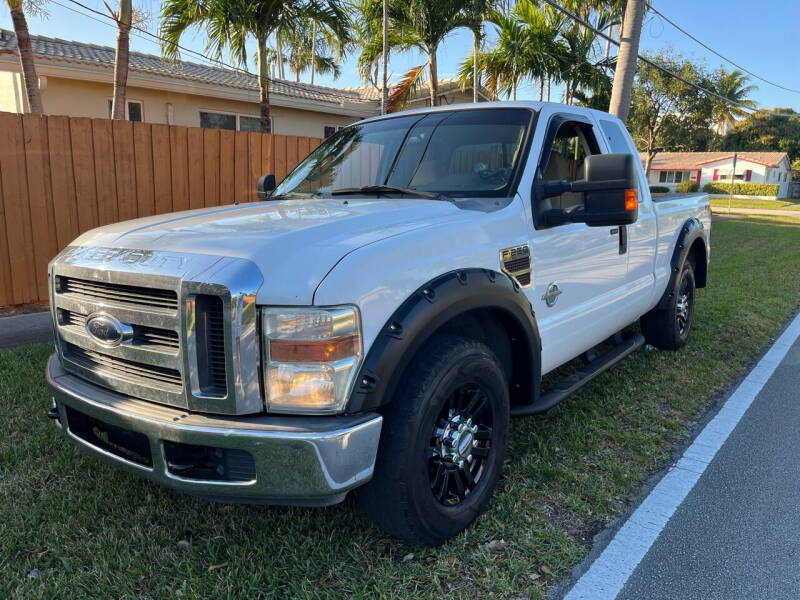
72 198 461 304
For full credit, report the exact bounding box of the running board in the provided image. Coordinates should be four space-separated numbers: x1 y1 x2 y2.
511 332 645 418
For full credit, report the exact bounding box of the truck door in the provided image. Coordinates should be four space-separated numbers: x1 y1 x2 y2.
526 116 632 374
597 118 659 318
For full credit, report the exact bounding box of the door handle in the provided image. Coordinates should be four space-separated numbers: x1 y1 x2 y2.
609 228 619 235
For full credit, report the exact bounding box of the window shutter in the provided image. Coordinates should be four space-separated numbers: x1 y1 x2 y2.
713 169 719 181
696 169 702 183
745 169 752 181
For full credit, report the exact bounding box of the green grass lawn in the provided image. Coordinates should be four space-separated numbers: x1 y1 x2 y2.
710 197 800 211
3 215 800 599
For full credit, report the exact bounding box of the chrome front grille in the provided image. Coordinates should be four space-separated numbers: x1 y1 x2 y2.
56 276 179 312
50 247 264 415
58 309 180 352
64 342 183 392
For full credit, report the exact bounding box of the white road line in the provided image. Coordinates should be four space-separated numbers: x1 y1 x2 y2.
564 312 800 600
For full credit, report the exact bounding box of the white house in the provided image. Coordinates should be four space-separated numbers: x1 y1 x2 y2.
642 151 792 197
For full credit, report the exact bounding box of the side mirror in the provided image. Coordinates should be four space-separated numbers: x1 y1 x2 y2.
257 173 276 201
540 153 639 227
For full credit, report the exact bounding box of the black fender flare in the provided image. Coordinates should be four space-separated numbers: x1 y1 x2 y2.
656 217 707 310
345 269 542 413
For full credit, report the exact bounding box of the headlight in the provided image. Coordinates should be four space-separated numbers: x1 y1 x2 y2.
261 306 363 414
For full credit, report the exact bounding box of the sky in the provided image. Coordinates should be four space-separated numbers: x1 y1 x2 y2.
2 0 799 113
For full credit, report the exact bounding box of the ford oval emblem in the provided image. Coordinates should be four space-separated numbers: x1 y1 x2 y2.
85 313 131 347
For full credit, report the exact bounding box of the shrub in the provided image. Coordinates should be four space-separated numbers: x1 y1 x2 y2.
676 180 699 193
702 182 780 196
649 186 670 194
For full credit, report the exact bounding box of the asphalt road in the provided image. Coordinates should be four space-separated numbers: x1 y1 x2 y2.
616 334 800 599
0 311 53 348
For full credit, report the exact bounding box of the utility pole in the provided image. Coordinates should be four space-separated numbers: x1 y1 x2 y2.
381 0 389 114
728 152 738 214
608 0 645 123
310 22 316 85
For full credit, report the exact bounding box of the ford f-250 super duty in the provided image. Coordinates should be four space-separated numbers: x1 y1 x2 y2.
45 102 710 545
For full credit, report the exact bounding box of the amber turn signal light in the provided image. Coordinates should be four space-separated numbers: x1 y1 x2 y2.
624 188 638 211
270 335 360 362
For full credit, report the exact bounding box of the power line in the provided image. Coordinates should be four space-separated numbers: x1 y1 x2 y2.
50 0 238 73
539 0 796 119
644 1 800 95
57 0 376 104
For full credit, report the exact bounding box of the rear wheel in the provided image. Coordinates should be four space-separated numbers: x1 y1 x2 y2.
641 258 696 350
358 334 509 546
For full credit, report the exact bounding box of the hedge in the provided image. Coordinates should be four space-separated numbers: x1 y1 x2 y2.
676 180 700 193
649 186 670 194
702 182 780 196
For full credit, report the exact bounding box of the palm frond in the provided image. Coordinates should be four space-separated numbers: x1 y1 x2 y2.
388 63 427 112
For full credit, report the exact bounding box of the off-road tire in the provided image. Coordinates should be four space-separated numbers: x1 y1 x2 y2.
641 258 696 350
358 334 510 546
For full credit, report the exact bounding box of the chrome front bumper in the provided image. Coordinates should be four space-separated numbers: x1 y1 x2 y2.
46 355 382 506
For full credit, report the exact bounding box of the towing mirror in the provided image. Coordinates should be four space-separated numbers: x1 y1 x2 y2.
540 153 639 227
257 173 277 201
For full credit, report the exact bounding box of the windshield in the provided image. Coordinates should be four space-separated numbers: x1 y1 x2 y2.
273 108 534 199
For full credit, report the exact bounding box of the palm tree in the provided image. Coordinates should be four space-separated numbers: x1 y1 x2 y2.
110 0 132 120
5 0 44 113
458 1 563 102
360 0 471 111
280 17 346 83
459 8 527 101
160 0 349 133
463 0 494 103
712 68 757 137
558 18 612 105
608 0 645 122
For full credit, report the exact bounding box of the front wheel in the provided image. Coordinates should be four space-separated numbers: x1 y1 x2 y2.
641 259 696 350
358 334 510 546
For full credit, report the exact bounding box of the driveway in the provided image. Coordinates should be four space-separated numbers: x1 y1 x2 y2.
0 312 53 349
558 311 800 599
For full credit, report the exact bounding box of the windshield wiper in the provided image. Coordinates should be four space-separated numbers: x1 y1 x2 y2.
330 185 446 200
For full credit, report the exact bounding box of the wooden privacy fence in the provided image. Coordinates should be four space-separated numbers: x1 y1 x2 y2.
0 111 321 307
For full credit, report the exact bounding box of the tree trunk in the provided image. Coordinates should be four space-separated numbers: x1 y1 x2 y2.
276 31 285 79
428 46 438 106
645 149 657 178
111 0 132 120
257 36 272 133
9 6 43 114
546 76 551 102
539 77 544 101
381 0 388 114
472 31 479 103
609 0 644 123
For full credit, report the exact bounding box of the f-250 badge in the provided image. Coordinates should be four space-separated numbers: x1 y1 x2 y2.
542 282 563 307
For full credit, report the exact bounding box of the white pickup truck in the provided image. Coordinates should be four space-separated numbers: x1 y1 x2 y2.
46 102 710 545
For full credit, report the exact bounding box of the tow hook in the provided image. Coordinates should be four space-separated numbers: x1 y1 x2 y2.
47 398 60 421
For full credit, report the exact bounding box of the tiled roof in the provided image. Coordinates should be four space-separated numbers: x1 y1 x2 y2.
0 28 376 106
346 78 480 100
640 151 790 170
